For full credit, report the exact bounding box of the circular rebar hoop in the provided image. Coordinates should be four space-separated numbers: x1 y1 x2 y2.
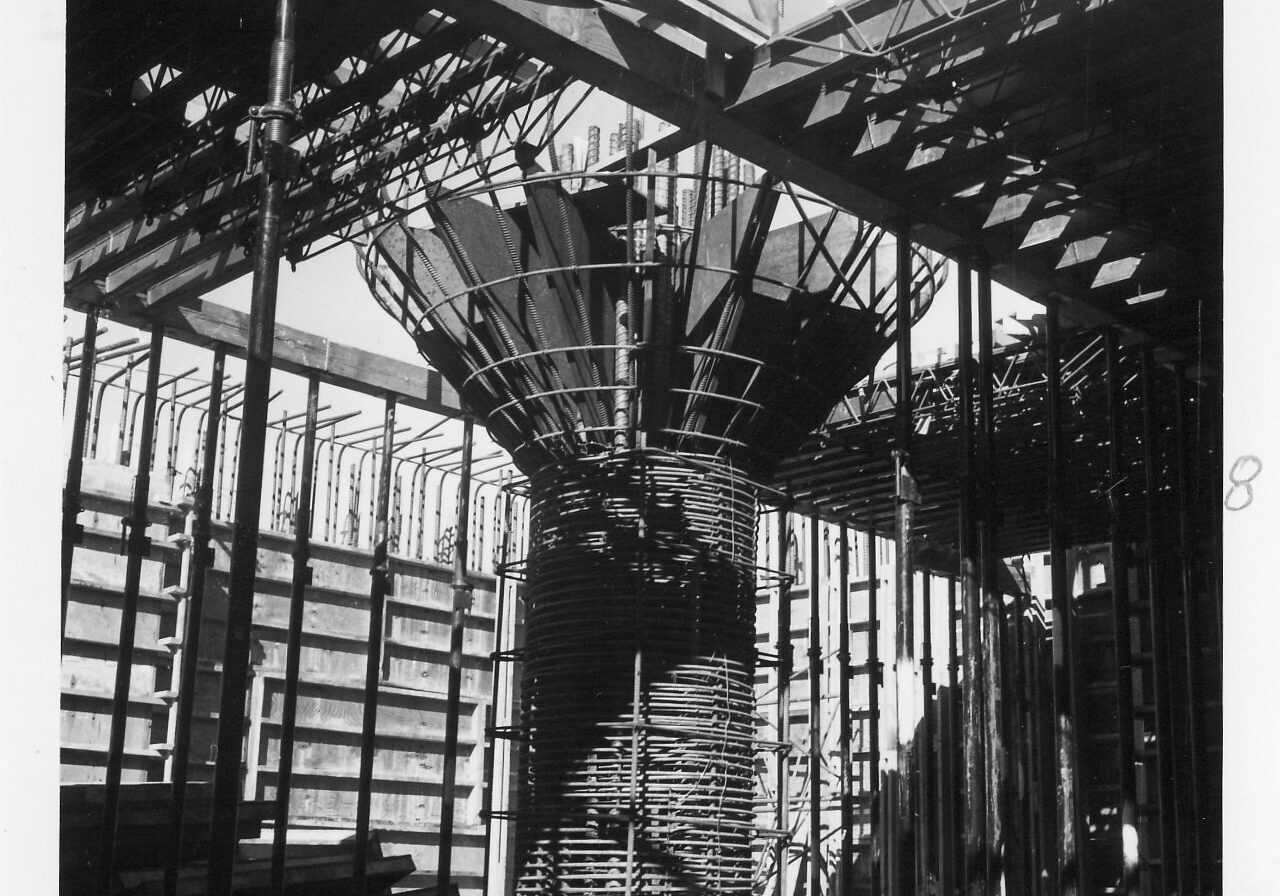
516 449 760 896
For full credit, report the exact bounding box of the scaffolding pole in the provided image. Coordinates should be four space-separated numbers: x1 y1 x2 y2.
956 259 986 894
889 226 917 896
919 571 933 896
1104 329 1140 896
96 325 165 895
270 375 320 896
1139 346 1177 895
165 345 225 896
838 524 855 896
354 398 397 895
1172 369 1204 893
867 527 881 896
777 505 793 896
1046 295 1083 896
976 263 1006 896
808 513 823 896
206 0 297 889
62 305 100 645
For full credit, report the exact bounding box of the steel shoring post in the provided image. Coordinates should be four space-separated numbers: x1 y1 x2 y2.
956 260 986 894
976 263 1006 896
438 417 475 895
1015 590 1038 896
888 226 916 896
206 0 298 888
164 346 226 896
481 488 514 896
808 513 823 896
1171 370 1203 894
939 576 958 896
920 573 933 896
838 524 854 896
1104 330 1140 896
95 326 165 896
1139 347 1176 895
867 529 881 896
1046 296 1082 896
776 506 793 896
354 398 397 896
63 306 100 644
269 376 320 896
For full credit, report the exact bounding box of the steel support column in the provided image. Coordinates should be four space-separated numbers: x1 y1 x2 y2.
1104 330 1139 896
838 524 854 896
206 1 298 889
808 513 823 896
956 259 986 893
354 398 397 895
939 576 958 896
270 376 320 896
890 227 917 896
96 325 165 895
63 305 100 644
1139 347 1176 894
867 529 881 896
919 573 934 896
1171 370 1204 893
1046 296 1082 896
777 506 793 896
438 415 475 894
975 263 1006 896
165 346 225 896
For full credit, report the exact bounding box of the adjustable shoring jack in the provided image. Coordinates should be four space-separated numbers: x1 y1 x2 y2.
245 100 302 178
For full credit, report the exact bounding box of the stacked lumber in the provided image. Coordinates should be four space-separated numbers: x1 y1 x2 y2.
60 782 416 895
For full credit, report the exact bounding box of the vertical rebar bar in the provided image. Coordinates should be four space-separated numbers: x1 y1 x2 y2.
1105 329 1140 896
482 487 515 896
96 325 165 896
270 376 320 896
1046 295 1081 896
63 307 100 643
354 397 397 896
206 0 297 888
165 345 225 896
777 506 793 896
438 416 475 894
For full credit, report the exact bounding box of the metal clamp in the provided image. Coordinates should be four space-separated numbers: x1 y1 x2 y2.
245 102 302 176
248 101 301 124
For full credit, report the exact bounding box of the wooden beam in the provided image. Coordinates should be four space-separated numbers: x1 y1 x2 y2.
75 292 462 416
429 0 904 221
608 0 771 51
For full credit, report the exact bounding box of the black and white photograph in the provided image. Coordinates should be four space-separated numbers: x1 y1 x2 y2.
4 1 1263 894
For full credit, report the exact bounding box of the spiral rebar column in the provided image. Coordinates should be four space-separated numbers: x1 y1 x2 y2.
358 148 945 895
518 450 758 895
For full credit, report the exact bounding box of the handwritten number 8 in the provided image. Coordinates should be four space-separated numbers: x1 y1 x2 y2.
1225 455 1262 511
